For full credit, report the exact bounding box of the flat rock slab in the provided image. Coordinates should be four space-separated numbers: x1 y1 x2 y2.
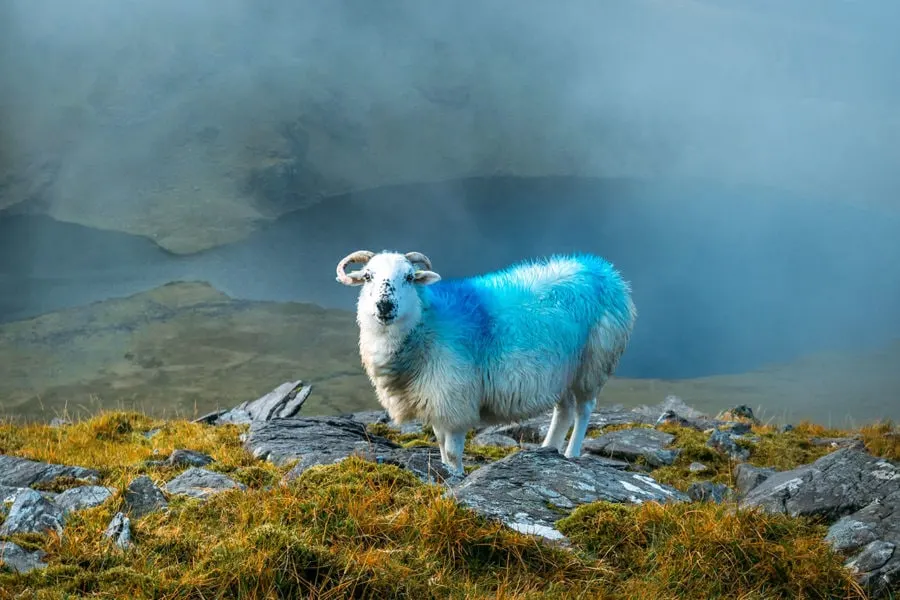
194 380 311 425
0 455 99 488
168 449 214 468
0 542 48 574
451 447 688 541
164 468 246 499
742 448 900 594
54 485 115 515
478 406 657 445
583 427 679 467
124 475 168 518
0 489 64 536
245 416 400 466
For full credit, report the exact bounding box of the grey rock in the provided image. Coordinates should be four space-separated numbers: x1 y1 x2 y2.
634 396 721 430
728 422 752 436
451 447 688 541
471 432 520 448
143 428 162 439
742 448 900 594
0 489 64 535
103 512 133 549
1 485 28 518
716 404 759 424
343 410 390 425
0 542 48 574
375 447 455 486
706 430 751 461
49 417 72 428
733 463 776 497
168 449 214 468
54 485 115 515
194 380 311 425
245 416 400 466
688 481 732 503
689 462 709 473
781 424 795 433
479 405 656 445
0 454 99 488
810 436 865 451
124 475 168 518
582 427 680 467
164 468 246 499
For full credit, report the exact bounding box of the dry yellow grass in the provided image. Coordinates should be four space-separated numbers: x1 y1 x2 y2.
0 411 883 599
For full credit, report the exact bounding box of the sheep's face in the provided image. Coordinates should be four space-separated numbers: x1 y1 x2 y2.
340 252 441 328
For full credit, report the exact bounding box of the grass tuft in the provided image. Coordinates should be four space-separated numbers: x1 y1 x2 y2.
860 420 900 460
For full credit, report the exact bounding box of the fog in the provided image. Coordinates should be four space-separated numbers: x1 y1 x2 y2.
2 1 900 391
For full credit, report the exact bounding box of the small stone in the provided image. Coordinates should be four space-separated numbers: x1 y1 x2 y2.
0 542 48 573
49 417 72 428
688 481 732 503
0 489 64 536
124 475 168 518
54 485 115 515
164 468 246 499
103 512 133 549
168 449 214 468
688 462 709 473
706 430 750 461
470 432 520 448
781 424 795 433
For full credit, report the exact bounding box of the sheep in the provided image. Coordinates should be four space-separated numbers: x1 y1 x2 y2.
335 249 637 476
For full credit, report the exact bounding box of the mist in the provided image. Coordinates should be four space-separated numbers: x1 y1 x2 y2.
2 1 900 401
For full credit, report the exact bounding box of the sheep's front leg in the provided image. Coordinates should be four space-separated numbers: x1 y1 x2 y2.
442 430 467 477
565 396 596 458
433 427 448 464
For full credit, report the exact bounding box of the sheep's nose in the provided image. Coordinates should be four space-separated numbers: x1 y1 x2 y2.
376 299 395 318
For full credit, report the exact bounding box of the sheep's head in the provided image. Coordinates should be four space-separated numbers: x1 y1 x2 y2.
336 250 441 326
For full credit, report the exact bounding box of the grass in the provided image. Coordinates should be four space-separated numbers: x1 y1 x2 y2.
0 411 893 599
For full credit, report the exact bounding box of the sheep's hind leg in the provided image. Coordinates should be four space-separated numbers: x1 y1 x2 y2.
541 395 575 453
564 396 596 458
433 427 448 464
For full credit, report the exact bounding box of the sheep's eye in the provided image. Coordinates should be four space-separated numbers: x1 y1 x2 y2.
405 273 414 283
363 272 373 282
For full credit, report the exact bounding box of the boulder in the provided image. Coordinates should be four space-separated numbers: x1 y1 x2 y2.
742 448 900 594
451 447 688 541
54 485 115 515
0 489 64 536
245 416 399 466
103 512 133 549
168 449 214 468
733 463 776 497
582 427 679 467
193 380 311 425
707 430 751 461
0 542 48 574
164 468 246 499
0 455 99 488
124 475 168 518
688 481 732 504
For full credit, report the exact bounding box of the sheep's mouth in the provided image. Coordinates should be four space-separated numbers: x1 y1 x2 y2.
375 314 397 325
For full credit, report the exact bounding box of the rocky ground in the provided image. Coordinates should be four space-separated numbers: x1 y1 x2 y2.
1 385 898 598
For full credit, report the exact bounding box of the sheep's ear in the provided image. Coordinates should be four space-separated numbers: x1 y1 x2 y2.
337 270 367 286
413 270 441 285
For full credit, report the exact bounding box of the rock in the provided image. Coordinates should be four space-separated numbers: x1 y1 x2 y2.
781 424 795 433
633 396 721 431
470 432 520 448
103 512 133 549
688 481 732 503
582 427 679 467
374 447 455 486
168 449 214 468
245 416 400 466
689 462 709 473
716 404 760 425
164 468 246 499
706 430 751 461
733 463 776 497
728 422 752 436
0 489 64 536
479 405 655 444
124 475 168 518
49 417 72 428
193 380 311 425
741 448 900 594
810 436 866 451
451 447 688 541
1 485 28 518
0 455 99 488
0 542 48 574
54 485 115 515
343 410 391 426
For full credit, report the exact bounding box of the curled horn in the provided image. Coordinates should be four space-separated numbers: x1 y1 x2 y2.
336 250 375 284
404 252 433 271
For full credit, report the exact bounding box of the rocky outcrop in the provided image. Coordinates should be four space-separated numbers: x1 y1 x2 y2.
0 455 99 488
194 381 311 426
164 468 246 500
741 448 900 595
451 447 688 541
